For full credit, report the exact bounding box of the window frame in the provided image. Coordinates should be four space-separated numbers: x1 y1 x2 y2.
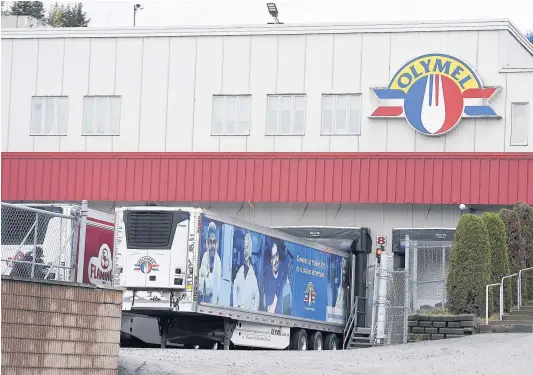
265 94 307 136
211 94 252 136
30 96 69 136
510 102 529 146
320 93 362 136
82 95 122 136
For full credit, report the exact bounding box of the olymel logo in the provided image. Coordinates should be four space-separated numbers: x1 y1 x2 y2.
370 53 500 136
88 244 113 285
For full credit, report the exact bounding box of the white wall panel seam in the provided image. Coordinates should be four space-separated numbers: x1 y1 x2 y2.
386 33 392 152
6 40 14 151
358 34 364 152
327 35 335 152
60 38 66 96
246 35 252 151
190 37 198 150
136 38 145 152
474 30 480 151
504 73 508 150
219 36 225 151
273 36 279 151
301 34 308 151
84 38 92 151
164 37 172 152
112 37 118 151
32 39 40 152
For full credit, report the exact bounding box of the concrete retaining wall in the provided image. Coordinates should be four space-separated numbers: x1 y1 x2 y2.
408 314 477 342
1 276 123 375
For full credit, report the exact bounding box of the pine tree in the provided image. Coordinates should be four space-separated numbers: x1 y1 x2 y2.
46 2 90 27
8 1 45 20
446 214 492 316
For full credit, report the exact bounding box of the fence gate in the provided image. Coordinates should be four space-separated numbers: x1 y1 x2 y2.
384 264 409 345
1 203 81 282
406 240 452 313
374 236 453 345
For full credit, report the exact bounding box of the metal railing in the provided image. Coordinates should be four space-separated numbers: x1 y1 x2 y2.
500 273 518 320
518 267 533 310
343 297 359 349
1 202 81 282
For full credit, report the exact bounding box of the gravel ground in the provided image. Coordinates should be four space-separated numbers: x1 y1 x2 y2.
119 333 532 375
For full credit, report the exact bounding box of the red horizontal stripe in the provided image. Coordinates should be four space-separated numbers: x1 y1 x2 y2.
462 88 497 99
2 152 532 205
371 106 404 116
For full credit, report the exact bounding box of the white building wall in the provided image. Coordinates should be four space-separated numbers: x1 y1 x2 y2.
85 200 470 255
2 22 533 153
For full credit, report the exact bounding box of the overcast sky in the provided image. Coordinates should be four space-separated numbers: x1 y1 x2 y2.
17 0 533 32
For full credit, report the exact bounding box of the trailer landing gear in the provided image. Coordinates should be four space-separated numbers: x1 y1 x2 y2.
159 317 169 349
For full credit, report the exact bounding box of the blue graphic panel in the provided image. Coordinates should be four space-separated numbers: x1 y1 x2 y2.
198 216 348 324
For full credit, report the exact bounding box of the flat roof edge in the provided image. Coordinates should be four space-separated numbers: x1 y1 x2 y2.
2 18 531 58
0 18 516 38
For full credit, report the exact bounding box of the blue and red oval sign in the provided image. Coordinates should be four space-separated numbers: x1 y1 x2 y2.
370 53 500 136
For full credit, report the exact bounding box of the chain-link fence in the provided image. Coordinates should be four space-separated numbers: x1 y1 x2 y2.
384 264 409 345
406 240 452 314
1 202 80 282
373 237 453 346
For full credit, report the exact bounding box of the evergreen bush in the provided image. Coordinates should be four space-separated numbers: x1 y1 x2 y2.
481 213 512 313
499 208 526 272
446 214 491 316
513 202 533 300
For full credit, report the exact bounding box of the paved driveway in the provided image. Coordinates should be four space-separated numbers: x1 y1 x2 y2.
119 333 532 375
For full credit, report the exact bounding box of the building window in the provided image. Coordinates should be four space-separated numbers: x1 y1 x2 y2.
30 96 68 135
321 94 361 135
83 96 121 135
212 95 251 135
266 95 306 135
511 102 529 146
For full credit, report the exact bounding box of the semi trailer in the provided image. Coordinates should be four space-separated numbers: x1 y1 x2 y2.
114 206 372 350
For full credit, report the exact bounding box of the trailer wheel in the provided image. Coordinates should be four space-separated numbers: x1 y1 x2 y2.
309 331 323 350
291 329 308 351
324 333 339 350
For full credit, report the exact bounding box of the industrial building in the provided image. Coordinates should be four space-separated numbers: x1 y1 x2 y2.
2 19 532 268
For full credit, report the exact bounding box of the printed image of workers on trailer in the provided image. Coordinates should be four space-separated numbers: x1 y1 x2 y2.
198 221 223 305
232 230 261 310
199 216 347 325
262 238 292 315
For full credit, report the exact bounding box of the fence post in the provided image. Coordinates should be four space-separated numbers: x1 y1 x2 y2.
404 235 410 344
517 275 520 311
76 200 88 284
31 213 39 279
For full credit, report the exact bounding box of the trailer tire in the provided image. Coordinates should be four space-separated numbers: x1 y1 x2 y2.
291 329 308 351
309 331 323 350
324 333 339 350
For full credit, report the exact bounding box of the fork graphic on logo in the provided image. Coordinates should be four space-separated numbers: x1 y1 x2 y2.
370 53 500 136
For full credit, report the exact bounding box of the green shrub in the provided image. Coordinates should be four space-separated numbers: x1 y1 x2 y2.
499 208 526 272
499 208 526 306
481 213 512 313
513 202 533 300
446 214 492 316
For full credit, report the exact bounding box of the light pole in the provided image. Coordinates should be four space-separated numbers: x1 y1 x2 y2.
266 3 283 24
133 4 143 26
